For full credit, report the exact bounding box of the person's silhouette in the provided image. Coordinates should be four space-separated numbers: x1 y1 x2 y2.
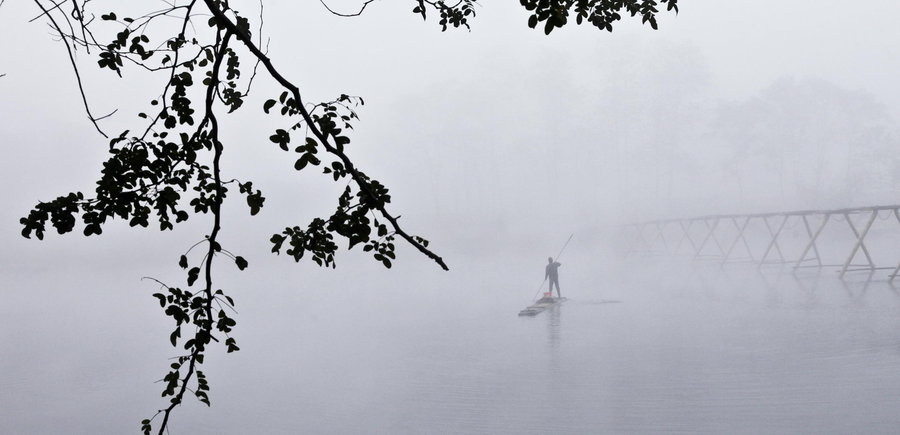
545 257 562 298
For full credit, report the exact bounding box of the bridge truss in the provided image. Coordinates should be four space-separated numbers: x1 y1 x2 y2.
622 205 900 280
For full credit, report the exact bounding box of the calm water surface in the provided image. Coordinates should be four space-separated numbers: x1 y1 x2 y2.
4 253 900 434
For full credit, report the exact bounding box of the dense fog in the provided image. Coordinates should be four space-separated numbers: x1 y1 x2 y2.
3 1 900 433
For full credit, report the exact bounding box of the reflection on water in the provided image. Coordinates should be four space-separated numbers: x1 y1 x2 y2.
5 257 900 434
546 304 562 350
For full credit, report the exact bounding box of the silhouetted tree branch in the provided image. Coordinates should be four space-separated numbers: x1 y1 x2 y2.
17 1 678 433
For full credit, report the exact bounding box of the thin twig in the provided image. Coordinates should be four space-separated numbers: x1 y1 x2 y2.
29 0 66 22
141 276 171 289
319 0 377 17
33 0 110 138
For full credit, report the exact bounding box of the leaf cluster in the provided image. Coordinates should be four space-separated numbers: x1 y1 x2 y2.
520 0 678 34
260 94 427 269
20 132 200 238
412 0 478 31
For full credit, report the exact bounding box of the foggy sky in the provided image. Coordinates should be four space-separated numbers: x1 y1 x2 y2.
3 1 900 433
3 1 900 251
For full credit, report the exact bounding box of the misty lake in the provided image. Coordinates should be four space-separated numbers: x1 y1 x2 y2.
5 246 900 434
6 1 900 433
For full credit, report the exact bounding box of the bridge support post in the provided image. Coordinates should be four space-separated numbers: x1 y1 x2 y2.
722 216 752 264
891 210 900 281
674 220 696 255
800 215 823 267
759 215 789 267
840 210 878 278
795 214 829 270
694 218 722 259
654 222 670 254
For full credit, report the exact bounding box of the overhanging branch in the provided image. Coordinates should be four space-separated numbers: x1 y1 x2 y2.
204 0 449 270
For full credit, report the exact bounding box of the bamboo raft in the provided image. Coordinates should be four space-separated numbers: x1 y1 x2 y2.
518 296 567 316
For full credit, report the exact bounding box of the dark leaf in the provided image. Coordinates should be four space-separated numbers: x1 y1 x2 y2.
263 99 276 114
187 267 200 286
169 326 181 347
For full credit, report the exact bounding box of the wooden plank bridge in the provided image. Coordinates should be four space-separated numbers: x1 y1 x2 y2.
622 205 900 280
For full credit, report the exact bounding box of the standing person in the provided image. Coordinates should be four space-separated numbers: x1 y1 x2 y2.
545 257 562 298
